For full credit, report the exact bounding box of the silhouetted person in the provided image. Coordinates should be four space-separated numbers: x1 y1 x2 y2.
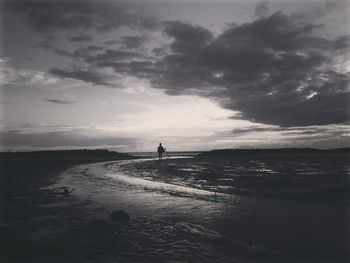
157 143 165 160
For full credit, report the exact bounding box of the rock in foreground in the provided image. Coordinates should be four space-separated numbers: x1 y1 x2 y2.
110 210 130 222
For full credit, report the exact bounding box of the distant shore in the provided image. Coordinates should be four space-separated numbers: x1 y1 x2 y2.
0 149 137 161
1 147 349 158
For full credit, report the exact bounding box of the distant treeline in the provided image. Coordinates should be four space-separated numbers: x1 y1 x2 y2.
0 149 136 161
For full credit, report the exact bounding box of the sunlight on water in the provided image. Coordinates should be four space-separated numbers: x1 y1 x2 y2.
50 159 234 221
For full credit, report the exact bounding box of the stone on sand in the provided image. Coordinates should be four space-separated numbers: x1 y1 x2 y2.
110 210 130 222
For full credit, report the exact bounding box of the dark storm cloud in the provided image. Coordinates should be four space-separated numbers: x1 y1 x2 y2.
121 35 148 49
53 48 73 57
5 0 158 33
104 40 119 46
69 45 104 59
144 13 350 127
49 68 113 86
164 21 213 54
43 98 79 105
50 46 139 63
68 34 93 42
45 11 349 127
333 35 350 50
31 41 52 50
231 125 347 136
96 60 161 79
86 49 140 63
232 126 283 135
106 21 216 95
32 41 104 59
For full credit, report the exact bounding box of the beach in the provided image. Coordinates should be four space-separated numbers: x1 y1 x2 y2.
1 151 349 262
2 1 349 262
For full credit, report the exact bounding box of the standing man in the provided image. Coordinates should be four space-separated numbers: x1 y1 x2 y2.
157 143 165 160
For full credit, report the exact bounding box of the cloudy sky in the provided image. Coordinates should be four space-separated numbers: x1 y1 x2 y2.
0 0 349 152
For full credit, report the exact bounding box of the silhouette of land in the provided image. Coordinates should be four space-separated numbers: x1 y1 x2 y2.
197 147 350 159
0 149 135 161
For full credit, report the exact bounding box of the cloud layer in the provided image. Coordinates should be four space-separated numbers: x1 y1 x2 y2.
149 13 349 127
5 1 350 128
5 0 158 33
43 98 79 104
91 12 349 127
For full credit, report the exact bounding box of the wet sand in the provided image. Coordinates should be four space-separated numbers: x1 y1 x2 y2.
116 155 349 261
1 153 349 262
0 158 262 263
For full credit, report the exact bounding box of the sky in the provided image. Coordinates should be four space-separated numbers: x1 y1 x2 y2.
0 0 349 152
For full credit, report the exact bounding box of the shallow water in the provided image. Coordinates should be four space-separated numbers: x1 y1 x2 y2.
53 159 231 222
49 157 349 262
